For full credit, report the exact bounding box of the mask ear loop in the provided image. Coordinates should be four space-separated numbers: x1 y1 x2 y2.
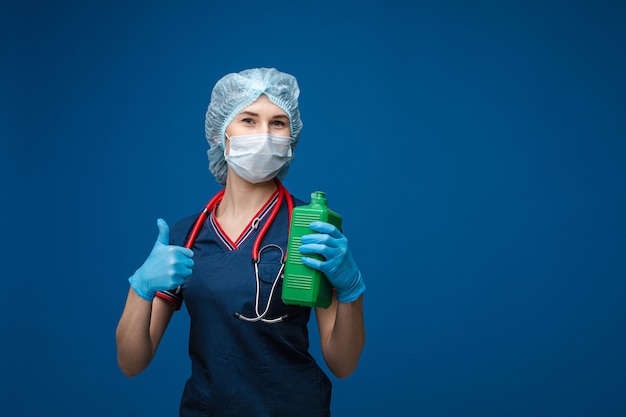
223 133 230 159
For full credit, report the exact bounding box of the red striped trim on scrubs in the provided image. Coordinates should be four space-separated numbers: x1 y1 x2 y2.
209 190 280 251
155 289 183 310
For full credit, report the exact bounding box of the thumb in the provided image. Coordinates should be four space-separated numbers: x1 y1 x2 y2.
155 218 170 245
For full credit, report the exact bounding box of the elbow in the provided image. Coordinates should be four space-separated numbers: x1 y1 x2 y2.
116 337 150 377
117 354 150 377
326 351 363 379
118 361 141 378
326 336 365 379
331 367 356 379
115 327 151 377
117 353 142 377
327 353 362 379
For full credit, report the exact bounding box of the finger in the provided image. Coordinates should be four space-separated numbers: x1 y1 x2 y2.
175 246 194 258
299 242 338 259
308 221 343 238
173 262 194 277
301 234 343 249
175 253 194 268
156 218 170 245
171 274 188 288
301 256 325 271
300 233 332 245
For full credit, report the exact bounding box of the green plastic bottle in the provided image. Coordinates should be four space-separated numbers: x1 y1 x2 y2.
282 191 342 308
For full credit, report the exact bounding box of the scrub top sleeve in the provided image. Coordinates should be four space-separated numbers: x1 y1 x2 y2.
155 289 183 310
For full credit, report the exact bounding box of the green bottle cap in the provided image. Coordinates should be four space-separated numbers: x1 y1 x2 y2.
310 191 327 206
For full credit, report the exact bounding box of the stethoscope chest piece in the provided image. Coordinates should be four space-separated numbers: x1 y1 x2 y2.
233 244 288 324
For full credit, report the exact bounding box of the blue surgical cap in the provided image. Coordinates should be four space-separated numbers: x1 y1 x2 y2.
205 68 303 186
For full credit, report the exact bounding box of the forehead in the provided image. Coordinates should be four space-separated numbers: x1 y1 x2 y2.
239 94 287 117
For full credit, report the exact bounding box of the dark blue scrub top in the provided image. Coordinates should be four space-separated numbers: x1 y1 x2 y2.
168 193 332 417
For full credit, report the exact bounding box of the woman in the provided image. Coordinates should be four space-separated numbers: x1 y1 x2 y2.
116 68 366 416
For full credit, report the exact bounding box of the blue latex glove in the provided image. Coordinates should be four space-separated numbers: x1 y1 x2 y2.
128 218 194 301
298 221 366 303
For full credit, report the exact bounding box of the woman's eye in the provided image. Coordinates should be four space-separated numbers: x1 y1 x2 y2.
271 120 286 127
241 118 255 125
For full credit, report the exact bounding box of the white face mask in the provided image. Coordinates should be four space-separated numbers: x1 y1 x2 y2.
224 133 293 183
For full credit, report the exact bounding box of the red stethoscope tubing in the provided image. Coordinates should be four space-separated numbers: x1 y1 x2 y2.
183 189 224 249
179 179 294 323
183 180 293 262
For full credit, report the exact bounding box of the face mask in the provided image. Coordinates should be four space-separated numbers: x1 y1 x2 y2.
224 133 293 183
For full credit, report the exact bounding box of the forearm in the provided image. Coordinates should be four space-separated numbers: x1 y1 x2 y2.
318 295 366 378
116 288 170 376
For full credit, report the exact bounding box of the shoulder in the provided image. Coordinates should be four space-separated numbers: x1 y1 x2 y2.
169 213 201 246
290 194 307 207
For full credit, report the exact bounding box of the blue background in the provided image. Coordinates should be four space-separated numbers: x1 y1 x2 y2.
3 0 625 416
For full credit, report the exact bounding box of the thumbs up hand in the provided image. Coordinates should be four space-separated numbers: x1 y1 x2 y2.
128 218 195 301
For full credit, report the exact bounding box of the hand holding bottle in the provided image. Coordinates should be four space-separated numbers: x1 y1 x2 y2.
299 221 366 303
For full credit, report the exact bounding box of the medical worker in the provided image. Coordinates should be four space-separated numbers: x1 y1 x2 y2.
116 68 366 416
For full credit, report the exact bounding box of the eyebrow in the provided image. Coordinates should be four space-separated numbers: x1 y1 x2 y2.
238 110 288 119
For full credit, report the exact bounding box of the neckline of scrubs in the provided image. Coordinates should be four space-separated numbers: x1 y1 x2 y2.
209 189 280 250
